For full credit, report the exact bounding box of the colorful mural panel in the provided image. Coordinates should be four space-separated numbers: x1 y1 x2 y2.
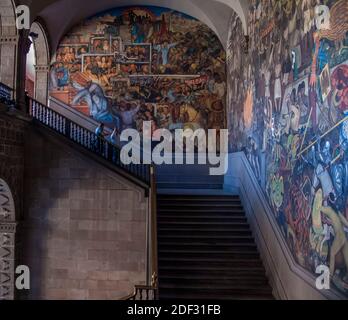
227 0 348 295
49 6 226 135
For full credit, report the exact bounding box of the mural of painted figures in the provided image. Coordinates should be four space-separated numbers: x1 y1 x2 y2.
49 6 226 135
228 0 348 296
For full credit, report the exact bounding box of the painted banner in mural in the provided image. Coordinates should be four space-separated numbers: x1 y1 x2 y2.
49 6 226 135
227 0 348 295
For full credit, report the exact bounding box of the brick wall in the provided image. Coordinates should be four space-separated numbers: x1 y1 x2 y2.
19 127 148 300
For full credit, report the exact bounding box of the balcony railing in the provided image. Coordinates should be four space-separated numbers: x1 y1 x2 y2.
0 82 15 107
27 97 151 187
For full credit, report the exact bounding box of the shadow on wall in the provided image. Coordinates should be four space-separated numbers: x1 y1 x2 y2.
227 0 348 297
19 129 147 300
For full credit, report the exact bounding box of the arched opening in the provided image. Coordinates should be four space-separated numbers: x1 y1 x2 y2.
25 35 36 98
26 21 50 104
0 0 17 91
0 178 16 301
48 5 227 140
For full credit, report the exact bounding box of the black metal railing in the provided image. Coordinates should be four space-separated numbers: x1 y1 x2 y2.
0 82 15 107
28 97 151 186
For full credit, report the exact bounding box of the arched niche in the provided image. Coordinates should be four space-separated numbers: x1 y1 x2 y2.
0 178 16 301
28 21 50 104
0 0 18 91
49 5 227 135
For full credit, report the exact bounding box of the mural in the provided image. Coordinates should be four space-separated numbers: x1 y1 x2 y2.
49 6 226 135
228 0 348 295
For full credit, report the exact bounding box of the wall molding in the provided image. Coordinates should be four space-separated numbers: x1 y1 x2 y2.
0 36 18 44
224 152 346 300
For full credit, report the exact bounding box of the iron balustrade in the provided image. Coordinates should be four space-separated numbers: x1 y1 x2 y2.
28 97 151 186
0 82 15 107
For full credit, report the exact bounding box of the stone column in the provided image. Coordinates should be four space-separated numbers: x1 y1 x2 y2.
34 64 49 104
15 32 31 113
0 222 16 300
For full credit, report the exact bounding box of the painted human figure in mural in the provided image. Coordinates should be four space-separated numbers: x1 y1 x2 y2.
297 81 310 126
115 102 140 130
50 62 69 89
225 0 348 297
246 137 261 181
72 82 120 128
154 41 178 66
274 56 283 113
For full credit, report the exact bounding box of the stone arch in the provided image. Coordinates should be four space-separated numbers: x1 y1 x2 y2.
213 0 248 35
0 0 18 91
0 178 16 301
29 20 50 104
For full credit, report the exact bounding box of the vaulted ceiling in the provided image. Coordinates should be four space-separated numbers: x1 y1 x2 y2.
19 0 249 53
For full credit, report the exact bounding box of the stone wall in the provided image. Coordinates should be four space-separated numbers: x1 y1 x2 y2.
0 108 26 300
0 0 18 90
19 127 148 300
0 109 26 218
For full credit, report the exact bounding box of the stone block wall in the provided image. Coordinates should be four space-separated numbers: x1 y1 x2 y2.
0 110 26 217
0 109 26 300
19 128 148 300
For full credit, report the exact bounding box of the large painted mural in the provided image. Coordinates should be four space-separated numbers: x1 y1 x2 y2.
228 0 348 295
49 6 226 135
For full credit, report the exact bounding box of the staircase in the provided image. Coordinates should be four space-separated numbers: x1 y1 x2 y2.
156 163 224 190
157 194 274 300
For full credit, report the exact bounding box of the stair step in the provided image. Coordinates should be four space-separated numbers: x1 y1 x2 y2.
157 183 223 189
159 249 260 259
159 278 269 287
159 292 273 300
159 256 262 264
159 272 266 280
159 263 265 272
159 269 266 279
158 196 240 201
158 217 249 224
158 207 246 217
158 227 252 238
158 234 254 242
159 285 273 296
158 223 251 231
159 258 261 265
158 203 243 208
159 241 257 248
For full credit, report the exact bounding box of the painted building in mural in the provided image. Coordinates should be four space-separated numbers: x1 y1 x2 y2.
49 6 226 136
228 0 348 295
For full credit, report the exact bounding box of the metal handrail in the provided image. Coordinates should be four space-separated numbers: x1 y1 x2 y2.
0 82 15 107
150 165 158 297
27 97 151 187
121 166 159 301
